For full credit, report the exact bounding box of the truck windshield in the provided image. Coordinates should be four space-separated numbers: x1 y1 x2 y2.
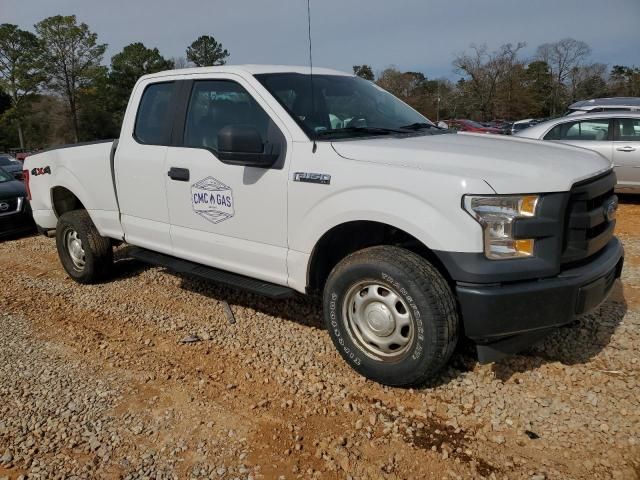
255 73 436 140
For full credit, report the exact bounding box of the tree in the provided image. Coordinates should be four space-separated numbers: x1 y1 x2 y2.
493 62 529 119
109 42 174 119
0 23 45 148
453 42 525 120
78 66 121 141
609 65 640 97
522 60 553 117
375 68 453 120
186 35 229 67
376 68 425 101
171 56 192 69
353 65 374 81
568 63 608 103
35 15 106 142
536 38 591 115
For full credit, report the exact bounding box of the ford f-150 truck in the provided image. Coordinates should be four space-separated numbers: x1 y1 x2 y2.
24 65 624 387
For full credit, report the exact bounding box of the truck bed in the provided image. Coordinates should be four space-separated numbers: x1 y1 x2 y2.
24 139 124 240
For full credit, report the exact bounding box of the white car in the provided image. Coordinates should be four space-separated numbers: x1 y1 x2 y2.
515 112 640 193
24 65 623 386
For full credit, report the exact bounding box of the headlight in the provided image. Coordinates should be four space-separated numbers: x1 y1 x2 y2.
463 195 539 260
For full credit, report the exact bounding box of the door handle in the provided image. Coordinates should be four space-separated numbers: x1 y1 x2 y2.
168 167 190 181
616 146 636 152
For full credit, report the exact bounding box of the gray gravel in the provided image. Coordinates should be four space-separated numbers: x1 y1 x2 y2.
0 207 639 478
0 312 124 478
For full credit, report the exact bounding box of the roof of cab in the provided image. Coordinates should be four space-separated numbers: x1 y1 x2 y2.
140 64 352 81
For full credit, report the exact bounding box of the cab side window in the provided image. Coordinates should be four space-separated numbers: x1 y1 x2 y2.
184 80 273 151
134 82 176 145
616 118 640 141
544 119 610 141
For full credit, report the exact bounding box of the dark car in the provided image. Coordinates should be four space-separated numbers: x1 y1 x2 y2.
0 154 24 180
0 167 36 239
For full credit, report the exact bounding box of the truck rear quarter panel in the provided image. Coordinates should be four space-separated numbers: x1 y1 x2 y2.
25 142 123 239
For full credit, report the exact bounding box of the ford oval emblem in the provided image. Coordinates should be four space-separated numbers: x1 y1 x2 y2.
0 202 9 212
604 197 618 222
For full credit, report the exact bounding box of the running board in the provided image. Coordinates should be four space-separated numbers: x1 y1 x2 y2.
128 247 295 299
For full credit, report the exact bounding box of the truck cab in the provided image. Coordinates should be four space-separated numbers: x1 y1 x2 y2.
25 65 623 386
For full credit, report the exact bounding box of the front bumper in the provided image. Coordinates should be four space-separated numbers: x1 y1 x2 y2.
454 237 624 362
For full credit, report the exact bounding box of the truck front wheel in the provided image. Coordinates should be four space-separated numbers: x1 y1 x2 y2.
323 246 459 387
56 210 113 284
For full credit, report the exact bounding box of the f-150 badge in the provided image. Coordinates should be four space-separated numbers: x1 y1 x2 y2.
191 176 234 224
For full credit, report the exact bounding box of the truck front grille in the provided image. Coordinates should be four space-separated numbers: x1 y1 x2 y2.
562 171 617 265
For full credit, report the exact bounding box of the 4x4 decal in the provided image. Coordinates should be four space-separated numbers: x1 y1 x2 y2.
31 166 51 176
191 176 235 224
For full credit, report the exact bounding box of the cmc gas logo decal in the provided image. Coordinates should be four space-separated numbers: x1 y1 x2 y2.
191 176 234 224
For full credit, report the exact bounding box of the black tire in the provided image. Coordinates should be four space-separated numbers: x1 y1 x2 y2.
56 210 113 284
323 246 459 387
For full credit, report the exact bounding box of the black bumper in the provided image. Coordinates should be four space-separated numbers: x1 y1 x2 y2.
454 237 624 362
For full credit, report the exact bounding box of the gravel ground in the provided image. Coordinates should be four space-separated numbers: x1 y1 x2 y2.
0 204 639 479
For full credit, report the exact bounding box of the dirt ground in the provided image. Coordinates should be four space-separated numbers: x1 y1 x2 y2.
0 203 639 479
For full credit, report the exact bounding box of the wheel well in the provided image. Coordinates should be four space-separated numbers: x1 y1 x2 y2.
51 187 85 218
307 221 450 292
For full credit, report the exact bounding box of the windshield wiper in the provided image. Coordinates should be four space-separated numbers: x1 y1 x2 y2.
398 122 438 131
317 126 408 137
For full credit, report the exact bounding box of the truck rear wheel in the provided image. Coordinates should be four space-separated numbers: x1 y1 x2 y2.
56 210 113 284
323 246 459 387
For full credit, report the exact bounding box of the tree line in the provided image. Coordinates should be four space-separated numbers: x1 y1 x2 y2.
0 15 638 151
362 39 639 123
0 15 229 150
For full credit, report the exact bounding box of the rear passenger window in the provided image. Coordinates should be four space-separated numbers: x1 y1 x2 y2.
183 80 273 151
616 118 640 141
544 119 610 141
134 82 175 145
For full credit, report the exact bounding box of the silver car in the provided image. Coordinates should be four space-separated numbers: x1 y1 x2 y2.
515 112 640 193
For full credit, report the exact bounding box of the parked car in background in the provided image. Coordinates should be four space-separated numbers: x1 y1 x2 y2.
0 154 25 180
0 167 36 239
446 119 502 134
500 123 514 135
510 118 551 135
566 97 640 116
510 119 536 135
515 112 640 193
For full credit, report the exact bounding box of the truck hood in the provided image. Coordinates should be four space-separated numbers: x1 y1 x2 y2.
331 132 612 193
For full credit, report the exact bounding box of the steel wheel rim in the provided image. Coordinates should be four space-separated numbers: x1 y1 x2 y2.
64 228 85 271
342 281 415 362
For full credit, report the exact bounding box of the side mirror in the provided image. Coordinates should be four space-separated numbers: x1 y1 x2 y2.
217 125 279 168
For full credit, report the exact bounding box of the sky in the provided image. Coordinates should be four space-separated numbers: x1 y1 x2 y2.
1 0 639 79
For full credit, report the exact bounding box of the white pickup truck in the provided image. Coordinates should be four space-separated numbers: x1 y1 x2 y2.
24 65 623 386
